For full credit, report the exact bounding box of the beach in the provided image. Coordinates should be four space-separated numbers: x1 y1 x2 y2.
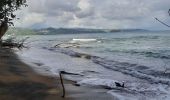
0 47 115 100
0 47 67 100
14 32 170 100
2 31 170 100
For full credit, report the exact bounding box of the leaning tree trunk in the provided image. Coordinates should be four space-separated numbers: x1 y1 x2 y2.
0 21 8 40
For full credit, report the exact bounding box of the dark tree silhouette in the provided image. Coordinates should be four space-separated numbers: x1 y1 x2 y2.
0 0 27 39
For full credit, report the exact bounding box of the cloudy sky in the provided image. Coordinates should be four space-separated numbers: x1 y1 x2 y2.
14 0 170 30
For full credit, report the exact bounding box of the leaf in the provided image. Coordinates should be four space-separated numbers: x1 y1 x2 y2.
0 0 27 26
11 13 16 18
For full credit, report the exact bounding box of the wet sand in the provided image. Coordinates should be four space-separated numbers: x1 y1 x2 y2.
0 47 68 100
0 47 115 100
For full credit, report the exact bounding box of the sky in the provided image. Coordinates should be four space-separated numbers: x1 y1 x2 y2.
14 0 170 30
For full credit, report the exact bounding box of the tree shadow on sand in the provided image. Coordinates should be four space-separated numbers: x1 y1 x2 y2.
0 81 50 100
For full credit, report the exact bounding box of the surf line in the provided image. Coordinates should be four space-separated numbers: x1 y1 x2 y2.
59 70 125 98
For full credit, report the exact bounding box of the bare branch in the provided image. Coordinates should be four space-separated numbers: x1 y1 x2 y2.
155 17 170 27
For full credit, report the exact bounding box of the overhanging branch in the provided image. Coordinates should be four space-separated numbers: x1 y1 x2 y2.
155 17 170 27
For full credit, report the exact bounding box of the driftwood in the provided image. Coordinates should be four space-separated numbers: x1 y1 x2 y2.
59 71 65 98
0 37 29 49
59 71 82 98
54 43 80 48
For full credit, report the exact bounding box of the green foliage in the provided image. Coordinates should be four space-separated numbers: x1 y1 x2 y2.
0 0 27 26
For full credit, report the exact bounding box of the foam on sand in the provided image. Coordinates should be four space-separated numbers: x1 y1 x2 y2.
77 78 123 88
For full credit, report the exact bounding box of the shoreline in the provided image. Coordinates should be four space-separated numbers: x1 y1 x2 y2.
0 47 70 100
0 47 115 100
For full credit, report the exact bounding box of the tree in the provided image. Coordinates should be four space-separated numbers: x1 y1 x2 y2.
0 0 27 40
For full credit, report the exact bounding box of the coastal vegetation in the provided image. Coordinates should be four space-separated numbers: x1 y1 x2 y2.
0 0 27 40
0 0 27 48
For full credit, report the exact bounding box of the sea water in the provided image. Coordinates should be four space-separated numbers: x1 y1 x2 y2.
16 31 170 100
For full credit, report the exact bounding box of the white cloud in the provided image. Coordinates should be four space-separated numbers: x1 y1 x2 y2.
14 12 45 27
75 0 95 18
13 0 170 30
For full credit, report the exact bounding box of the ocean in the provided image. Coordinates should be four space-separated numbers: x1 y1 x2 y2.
15 31 170 100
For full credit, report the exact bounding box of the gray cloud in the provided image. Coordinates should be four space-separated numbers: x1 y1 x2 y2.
14 0 170 30
46 0 80 12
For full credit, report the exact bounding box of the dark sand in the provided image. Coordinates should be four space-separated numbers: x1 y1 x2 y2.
0 47 115 100
0 47 68 100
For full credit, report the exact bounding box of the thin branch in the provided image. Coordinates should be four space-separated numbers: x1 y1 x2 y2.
59 71 84 98
59 71 65 98
155 17 170 27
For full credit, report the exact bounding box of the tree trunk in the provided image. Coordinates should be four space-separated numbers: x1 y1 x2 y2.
0 21 8 40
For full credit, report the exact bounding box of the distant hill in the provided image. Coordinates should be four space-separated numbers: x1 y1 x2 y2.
35 27 110 35
35 27 150 35
120 29 149 32
6 27 150 35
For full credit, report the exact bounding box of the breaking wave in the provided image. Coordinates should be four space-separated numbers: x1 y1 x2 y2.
107 50 170 59
70 38 100 43
44 47 170 85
